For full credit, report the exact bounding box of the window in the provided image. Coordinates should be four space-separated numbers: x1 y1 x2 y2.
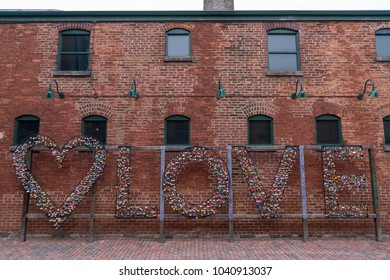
248 115 273 145
165 115 190 145
267 29 300 72
82 116 107 145
14 115 40 145
316 115 342 145
384 116 390 145
166 29 190 57
58 29 90 71
375 29 390 59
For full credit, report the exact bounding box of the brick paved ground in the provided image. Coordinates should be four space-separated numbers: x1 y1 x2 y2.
0 236 389 260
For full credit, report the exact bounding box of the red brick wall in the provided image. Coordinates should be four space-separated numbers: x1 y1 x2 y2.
1 20 389 237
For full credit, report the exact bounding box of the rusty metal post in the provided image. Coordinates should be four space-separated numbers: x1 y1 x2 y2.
159 146 166 243
299 146 309 242
88 183 97 243
20 151 32 242
227 146 234 242
368 147 382 242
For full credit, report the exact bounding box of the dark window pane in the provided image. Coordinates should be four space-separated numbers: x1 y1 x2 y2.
268 35 296 52
84 121 107 144
61 35 90 52
249 120 272 145
167 35 190 57
166 120 189 145
317 120 340 144
269 54 298 71
17 120 39 144
60 54 89 71
384 120 390 144
376 35 390 57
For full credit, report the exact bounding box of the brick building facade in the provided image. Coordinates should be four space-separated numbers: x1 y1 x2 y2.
1 2 390 239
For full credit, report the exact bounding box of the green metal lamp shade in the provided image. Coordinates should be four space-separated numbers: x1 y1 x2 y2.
128 79 140 99
291 80 307 99
216 79 226 99
46 79 65 99
369 87 378 98
358 79 378 99
46 86 55 98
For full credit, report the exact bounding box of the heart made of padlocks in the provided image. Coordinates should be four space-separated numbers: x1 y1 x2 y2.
13 135 107 228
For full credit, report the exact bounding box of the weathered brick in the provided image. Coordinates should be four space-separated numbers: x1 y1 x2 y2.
0 13 389 237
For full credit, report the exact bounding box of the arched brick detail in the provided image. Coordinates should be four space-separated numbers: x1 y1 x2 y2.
162 22 193 32
376 102 390 118
162 22 171 32
240 102 279 118
368 22 390 32
158 98 168 117
366 23 390 45
11 109 41 120
264 22 301 32
158 98 187 118
56 22 94 32
78 102 114 120
312 100 344 118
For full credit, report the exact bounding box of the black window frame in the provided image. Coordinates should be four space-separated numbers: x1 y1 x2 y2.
316 114 342 145
164 115 190 146
82 115 107 145
248 115 274 146
57 29 91 71
14 115 40 145
383 116 390 145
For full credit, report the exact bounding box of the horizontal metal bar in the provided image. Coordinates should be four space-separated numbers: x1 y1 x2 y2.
26 213 377 219
234 214 377 219
9 145 375 152
301 145 374 151
26 213 113 219
163 214 229 219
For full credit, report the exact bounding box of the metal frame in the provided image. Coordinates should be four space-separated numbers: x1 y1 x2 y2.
227 146 234 241
17 144 382 242
299 146 309 242
159 146 166 243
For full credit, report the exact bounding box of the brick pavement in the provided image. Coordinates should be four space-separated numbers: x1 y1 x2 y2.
0 237 389 260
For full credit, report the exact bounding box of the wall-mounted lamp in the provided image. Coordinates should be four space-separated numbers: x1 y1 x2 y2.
216 79 226 99
357 79 378 99
291 80 306 99
128 79 140 99
46 79 65 99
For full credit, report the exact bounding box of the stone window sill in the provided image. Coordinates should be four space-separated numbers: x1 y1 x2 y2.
266 71 303 77
376 57 390 62
383 145 390 152
164 56 192 62
53 71 91 77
